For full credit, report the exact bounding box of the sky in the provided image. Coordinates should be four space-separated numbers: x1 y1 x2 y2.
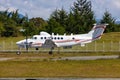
0 0 120 20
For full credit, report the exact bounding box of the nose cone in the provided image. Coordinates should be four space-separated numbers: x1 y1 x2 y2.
16 40 25 45
16 41 23 45
16 39 34 48
16 41 21 45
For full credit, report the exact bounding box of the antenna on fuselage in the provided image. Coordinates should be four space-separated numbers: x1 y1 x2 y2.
52 33 54 36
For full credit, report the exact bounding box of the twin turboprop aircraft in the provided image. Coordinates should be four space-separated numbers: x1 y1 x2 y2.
16 24 107 54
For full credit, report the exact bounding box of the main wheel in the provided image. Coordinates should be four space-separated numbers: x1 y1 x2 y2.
49 51 53 55
36 48 39 50
16 51 21 55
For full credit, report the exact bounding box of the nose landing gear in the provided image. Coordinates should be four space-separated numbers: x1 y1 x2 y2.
16 51 21 55
16 47 21 55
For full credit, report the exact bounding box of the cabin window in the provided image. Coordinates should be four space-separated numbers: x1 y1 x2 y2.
58 37 60 40
41 37 43 39
72 37 75 40
54 37 56 40
61 37 63 40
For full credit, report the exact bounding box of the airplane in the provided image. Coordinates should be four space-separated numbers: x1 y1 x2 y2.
16 24 108 55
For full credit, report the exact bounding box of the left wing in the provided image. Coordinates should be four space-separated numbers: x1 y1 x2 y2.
42 39 57 48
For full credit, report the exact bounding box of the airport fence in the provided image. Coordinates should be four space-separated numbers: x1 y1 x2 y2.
0 41 120 53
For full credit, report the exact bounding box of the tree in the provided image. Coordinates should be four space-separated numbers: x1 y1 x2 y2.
0 9 9 22
23 21 36 36
66 11 75 34
101 11 115 32
71 0 95 33
2 19 18 37
47 8 67 34
0 22 5 36
11 10 19 25
57 8 68 28
29 17 47 33
46 18 65 34
21 15 36 36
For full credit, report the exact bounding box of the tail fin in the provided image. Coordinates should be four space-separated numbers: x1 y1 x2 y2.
88 24 108 40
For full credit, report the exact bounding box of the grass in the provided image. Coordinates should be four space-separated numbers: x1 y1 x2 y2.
0 59 120 77
100 32 120 42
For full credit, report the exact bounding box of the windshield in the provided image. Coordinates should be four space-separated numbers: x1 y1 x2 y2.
31 36 37 40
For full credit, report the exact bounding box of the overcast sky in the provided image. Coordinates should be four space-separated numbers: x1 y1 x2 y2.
0 0 120 20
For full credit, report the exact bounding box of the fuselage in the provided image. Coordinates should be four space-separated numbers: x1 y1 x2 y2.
16 32 92 48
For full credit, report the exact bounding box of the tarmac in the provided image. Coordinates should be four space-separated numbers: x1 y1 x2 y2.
0 55 119 61
55 55 119 60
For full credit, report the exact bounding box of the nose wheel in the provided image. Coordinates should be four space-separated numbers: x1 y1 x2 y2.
16 51 21 55
16 47 21 55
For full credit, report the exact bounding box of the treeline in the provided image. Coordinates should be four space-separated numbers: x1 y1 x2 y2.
0 9 47 37
0 0 120 37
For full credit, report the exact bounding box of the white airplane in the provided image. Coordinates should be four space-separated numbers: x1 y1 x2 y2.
16 24 107 54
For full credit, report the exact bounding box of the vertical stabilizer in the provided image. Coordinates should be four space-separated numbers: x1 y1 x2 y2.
88 24 107 40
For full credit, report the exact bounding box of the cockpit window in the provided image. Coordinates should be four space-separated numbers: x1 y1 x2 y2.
33 37 37 39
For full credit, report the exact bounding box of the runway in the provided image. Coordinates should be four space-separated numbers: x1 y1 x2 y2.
0 55 119 61
58 55 119 60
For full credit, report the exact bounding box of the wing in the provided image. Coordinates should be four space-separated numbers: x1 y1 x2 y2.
42 39 57 48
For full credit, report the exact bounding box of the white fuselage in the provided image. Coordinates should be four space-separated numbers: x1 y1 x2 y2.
16 33 92 49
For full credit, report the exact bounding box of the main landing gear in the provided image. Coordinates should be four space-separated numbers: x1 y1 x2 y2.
49 47 54 55
16 47 56 55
